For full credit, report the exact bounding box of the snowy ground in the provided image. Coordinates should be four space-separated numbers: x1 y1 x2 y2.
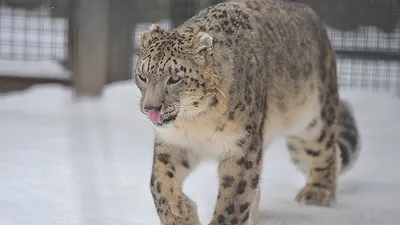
0 59 70 79
0 81 399 225
1 4 400 225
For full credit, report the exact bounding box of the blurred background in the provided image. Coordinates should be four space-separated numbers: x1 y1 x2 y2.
0 0 399 95
0 1 399 225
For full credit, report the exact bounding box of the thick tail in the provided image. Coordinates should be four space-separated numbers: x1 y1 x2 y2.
337 100 361 174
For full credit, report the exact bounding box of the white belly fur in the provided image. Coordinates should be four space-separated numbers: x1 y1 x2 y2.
156 116 244 159
156 95 320 159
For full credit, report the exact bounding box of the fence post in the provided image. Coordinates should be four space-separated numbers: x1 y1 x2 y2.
74 0 109 97
107 0 135 83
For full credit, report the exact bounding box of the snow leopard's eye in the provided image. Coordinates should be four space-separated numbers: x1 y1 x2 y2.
137 73 147 83
167 74 182 85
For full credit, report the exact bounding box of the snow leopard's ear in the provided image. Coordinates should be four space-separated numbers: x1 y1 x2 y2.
141 24 165 50
192 32 213 57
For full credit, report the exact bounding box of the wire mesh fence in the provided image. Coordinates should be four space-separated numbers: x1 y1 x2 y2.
0 6 66 61
0 0 73 88
296 0 400 95
328 26 400 95
132 0 400 95
0 0 71 61
1 0 399 95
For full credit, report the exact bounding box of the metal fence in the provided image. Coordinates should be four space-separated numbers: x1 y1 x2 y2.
0 0 135 95
0 5 66 60
0 0 74 93
1 0 400 95
133 0 400 95
294 0 400 95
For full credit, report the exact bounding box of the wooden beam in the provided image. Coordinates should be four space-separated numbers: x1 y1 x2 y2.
74 0 109 97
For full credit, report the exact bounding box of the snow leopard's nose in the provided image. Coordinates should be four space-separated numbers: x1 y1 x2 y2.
142 80 165 115
143 104 162 113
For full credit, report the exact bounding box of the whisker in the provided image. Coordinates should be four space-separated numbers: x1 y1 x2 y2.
214 87 226 99
178 107 197 110
213 74 222 79
133 92 142 100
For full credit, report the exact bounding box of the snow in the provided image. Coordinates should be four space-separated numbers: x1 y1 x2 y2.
1 3 399 225
0 59 70 79
0 81 399 225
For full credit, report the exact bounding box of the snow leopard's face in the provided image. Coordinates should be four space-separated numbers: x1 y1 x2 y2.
134 24 217 128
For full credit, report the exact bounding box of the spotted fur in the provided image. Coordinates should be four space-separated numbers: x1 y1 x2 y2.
134 0 361 224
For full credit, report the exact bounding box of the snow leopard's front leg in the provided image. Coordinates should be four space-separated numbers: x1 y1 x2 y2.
150 138 200 225
210 135 264 225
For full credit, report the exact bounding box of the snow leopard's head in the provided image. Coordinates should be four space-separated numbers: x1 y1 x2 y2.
134 24 219 128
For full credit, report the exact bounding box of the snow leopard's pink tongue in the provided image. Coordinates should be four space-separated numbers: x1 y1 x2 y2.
147 110 162 124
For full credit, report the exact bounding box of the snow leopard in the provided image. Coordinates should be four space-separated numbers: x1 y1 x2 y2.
133 0 361 224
